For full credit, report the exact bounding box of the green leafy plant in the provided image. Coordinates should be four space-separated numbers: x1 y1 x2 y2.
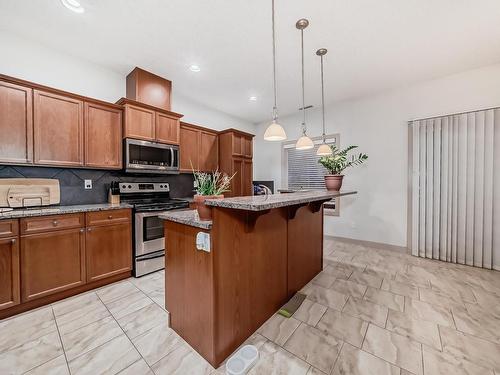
318 145 368 175
193 167 235 196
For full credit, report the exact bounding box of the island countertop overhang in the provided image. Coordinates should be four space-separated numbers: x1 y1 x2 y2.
203 190 357 211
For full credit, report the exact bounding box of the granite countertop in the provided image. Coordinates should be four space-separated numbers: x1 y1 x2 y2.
0 203 133 219
205 190 357 211
159 210 212 230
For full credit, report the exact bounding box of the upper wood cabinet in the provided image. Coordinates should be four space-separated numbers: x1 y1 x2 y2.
156 112 180 144
180 122 218 172
85 102 122 169
0 81 33 165
33 89 84 167
0 220 20 311
218 129 254 197
119 98 182 144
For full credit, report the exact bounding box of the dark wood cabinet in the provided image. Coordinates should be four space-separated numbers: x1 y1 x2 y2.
180 122 218 172
33 89 84 167
84 102 122 169
0 81 33 165
21 227 86 302
123 103 156 141
218 129 254 197
156 112 180 144
86 222 132 282
0 220 20 311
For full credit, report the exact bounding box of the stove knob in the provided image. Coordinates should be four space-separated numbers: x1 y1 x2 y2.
160 185 163 188
128 185 132 189
122 185 126 189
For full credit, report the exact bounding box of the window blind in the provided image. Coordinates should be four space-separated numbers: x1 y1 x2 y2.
285 137 336 190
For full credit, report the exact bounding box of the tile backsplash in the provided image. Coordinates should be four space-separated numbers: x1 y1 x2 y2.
0 165 195 205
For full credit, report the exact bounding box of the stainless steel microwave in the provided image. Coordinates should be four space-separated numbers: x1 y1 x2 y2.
124 138 180 174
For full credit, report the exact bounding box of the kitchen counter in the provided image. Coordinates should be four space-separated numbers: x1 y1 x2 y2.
159 209 212 230
205 190 356 211
163 190 357 367
0 203 133 219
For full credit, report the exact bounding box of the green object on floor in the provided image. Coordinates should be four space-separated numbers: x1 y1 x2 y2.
278 293 306 318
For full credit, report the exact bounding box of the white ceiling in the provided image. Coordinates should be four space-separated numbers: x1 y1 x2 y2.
1 0 500 124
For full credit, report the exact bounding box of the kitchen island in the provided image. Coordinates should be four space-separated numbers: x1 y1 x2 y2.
159 190 356 367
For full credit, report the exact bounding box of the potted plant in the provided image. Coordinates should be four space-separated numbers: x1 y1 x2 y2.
318 145 368 191
192 169 235 221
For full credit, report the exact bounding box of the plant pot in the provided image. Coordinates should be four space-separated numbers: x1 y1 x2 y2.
324 175 344 191
193 194 224 221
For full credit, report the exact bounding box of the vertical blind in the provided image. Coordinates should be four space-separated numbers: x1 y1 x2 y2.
409 108 500 270
285 137 336 190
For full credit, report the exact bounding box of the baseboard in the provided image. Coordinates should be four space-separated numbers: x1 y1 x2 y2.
325 235 409 254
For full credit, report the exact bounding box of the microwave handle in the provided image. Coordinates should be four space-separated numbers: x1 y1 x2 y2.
170 148 175 168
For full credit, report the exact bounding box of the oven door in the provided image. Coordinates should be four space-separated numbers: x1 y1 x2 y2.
125 138 180 174
135 211 165 257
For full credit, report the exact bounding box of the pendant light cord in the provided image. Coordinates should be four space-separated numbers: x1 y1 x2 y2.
272 0 278 121
301 28 306 134
320 54 326 140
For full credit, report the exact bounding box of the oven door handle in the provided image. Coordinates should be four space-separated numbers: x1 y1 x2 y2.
138 252 165 261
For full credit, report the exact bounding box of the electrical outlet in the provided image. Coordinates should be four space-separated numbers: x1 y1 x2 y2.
84 179 92 190
193 180 198 188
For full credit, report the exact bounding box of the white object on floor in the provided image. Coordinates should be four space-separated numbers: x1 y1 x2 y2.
226 345 259 375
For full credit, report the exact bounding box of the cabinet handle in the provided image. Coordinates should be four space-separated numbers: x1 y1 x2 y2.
11 238 16 244
80 228 84 233
52 220 58 226
108 215 113 219
87 228 92 232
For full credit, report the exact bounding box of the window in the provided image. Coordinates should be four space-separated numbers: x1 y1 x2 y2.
282 134 339 215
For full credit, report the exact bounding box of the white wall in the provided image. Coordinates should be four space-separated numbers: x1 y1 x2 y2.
0 31 255 133
254 63 500 247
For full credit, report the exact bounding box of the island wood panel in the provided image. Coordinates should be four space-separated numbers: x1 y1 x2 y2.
84 102 122 169
86 222 132 282
20 227 86 302
33 90 84 166
211 207 288 366
287 204 324 296
0 236 20 311
0 81 33 165
165 221 214 363
156 112 180 144
123 103 156 140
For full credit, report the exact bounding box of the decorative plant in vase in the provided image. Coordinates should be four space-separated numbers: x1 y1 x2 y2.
318 145 368 191
192 168 235 221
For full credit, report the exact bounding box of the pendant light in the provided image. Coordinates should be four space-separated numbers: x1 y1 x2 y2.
316 48 333 156
263 0 287 141
295 19 314 150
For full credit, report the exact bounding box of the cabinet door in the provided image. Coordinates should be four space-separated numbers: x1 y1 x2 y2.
85 102 122 169
200 131 218 172
0 81 33 164
232 133 243 156
123 104 155 141
242 160 253 196
21 228 86 302
33 90 84 166
86 222 132 282
180 125 200 171
243 137 253 158
156 113 180 144
0 237 20 310
230 158 244 197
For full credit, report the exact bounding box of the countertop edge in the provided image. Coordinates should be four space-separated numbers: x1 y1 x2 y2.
0 203 133 219
159 210 212 230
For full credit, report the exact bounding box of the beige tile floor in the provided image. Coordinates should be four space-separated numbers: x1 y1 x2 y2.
1 238 500 374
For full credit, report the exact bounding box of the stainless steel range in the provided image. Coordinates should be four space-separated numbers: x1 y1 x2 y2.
117 182 189 277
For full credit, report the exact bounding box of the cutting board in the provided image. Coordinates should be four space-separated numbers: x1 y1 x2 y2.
0 178 60 208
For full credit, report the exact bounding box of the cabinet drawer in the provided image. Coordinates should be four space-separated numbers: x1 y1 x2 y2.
21 214 84 235
0 220 19 238
86 209 131 227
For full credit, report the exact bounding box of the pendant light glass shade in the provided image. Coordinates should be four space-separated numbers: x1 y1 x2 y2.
316 143 332 155
264 0 287 141
296 135 314 150
264 120 287 141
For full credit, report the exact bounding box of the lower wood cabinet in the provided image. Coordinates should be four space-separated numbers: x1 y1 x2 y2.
0 236 20 311
21 227 86 302
86 221 132 282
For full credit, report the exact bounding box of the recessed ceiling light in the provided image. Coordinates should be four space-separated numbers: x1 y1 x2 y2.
60 0 85 13
249 96 257 101
189 65 201 72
